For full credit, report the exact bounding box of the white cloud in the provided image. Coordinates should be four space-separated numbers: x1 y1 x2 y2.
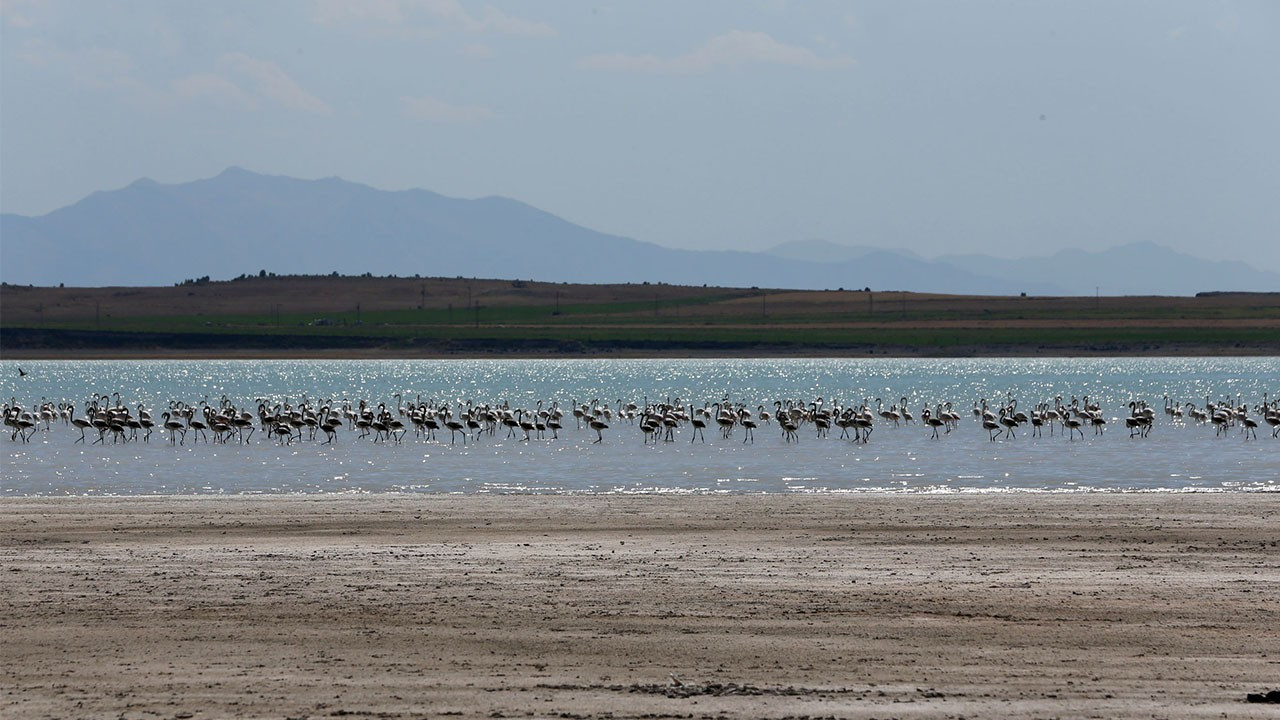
312 0 553 37
1 0 42 29
77 47 138 86
461 43 493 59
12 34 328 115
401 95 493 123
581 30 854 73
12 36 52 66
12 38 148 93
216 53 332 114
172 72 257 109
312 0 409 26
470 4 554 37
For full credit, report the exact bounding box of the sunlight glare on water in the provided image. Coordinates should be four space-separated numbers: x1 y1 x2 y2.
1 358 1276 495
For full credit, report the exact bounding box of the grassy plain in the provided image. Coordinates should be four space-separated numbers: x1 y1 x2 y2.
2 276 1278 357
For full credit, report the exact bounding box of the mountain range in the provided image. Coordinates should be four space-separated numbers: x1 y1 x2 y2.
3 168 1277 295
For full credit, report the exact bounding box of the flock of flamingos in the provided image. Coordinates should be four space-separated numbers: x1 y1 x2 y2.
5 391 1280 447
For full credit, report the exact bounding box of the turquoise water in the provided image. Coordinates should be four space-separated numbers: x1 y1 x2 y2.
2 358 1277 495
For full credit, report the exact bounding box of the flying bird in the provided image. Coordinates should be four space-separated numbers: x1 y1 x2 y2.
17 367 28 377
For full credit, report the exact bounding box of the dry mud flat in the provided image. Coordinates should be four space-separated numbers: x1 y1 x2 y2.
1 493 1277 719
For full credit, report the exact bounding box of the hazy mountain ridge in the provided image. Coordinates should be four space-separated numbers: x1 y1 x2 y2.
937 242 1280 296
762 239 920 264
3 169 1275 295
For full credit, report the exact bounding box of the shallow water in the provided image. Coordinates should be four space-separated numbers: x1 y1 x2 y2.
2 358 1277 495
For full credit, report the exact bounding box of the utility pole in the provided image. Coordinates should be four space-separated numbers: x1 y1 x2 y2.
474 304 480 328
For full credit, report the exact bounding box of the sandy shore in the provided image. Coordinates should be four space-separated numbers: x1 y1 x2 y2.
1 493 1276 719
6 344 1277 359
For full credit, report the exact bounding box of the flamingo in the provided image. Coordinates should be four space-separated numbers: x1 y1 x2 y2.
779 415 799 442
589 417 609 444
187 410 209 443
1125 402 1152 438
161 412 187 445
10 411 37 442
1029 407 1045 438
877 399 900 427
999 409 1019 439
1064 414 1084 441
852 409 874 444
71 414 93 444
983 416 1002 441
320 417 341 444
689 405 707 443
713 402 736 439
923 407 947 439
1265 397 1280 438
1241 415 1258 440
445 417 467 445
273 422 295 445
836 409 857 440
518 410 536 442
739 409 758 444
640 416 660 444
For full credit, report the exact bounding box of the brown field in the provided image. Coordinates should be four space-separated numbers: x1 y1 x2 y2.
2 276 731 321
2 276 1279 357
3 275 1277 321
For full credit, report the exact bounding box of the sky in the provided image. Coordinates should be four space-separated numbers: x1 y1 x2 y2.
3 0 1278 273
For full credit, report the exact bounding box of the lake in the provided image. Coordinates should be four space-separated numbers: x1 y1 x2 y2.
2 358 1277 495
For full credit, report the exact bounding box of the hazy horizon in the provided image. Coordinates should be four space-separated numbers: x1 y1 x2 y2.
3 1 1277 273
4 165 1266 271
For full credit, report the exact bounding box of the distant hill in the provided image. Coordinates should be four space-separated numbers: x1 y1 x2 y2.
762 239 917 264
937 242 1280 296
3 168 1276 295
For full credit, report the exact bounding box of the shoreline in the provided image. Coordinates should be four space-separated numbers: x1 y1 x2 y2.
3 493 1276 719
5 344 1279 359
5 487 1280 497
